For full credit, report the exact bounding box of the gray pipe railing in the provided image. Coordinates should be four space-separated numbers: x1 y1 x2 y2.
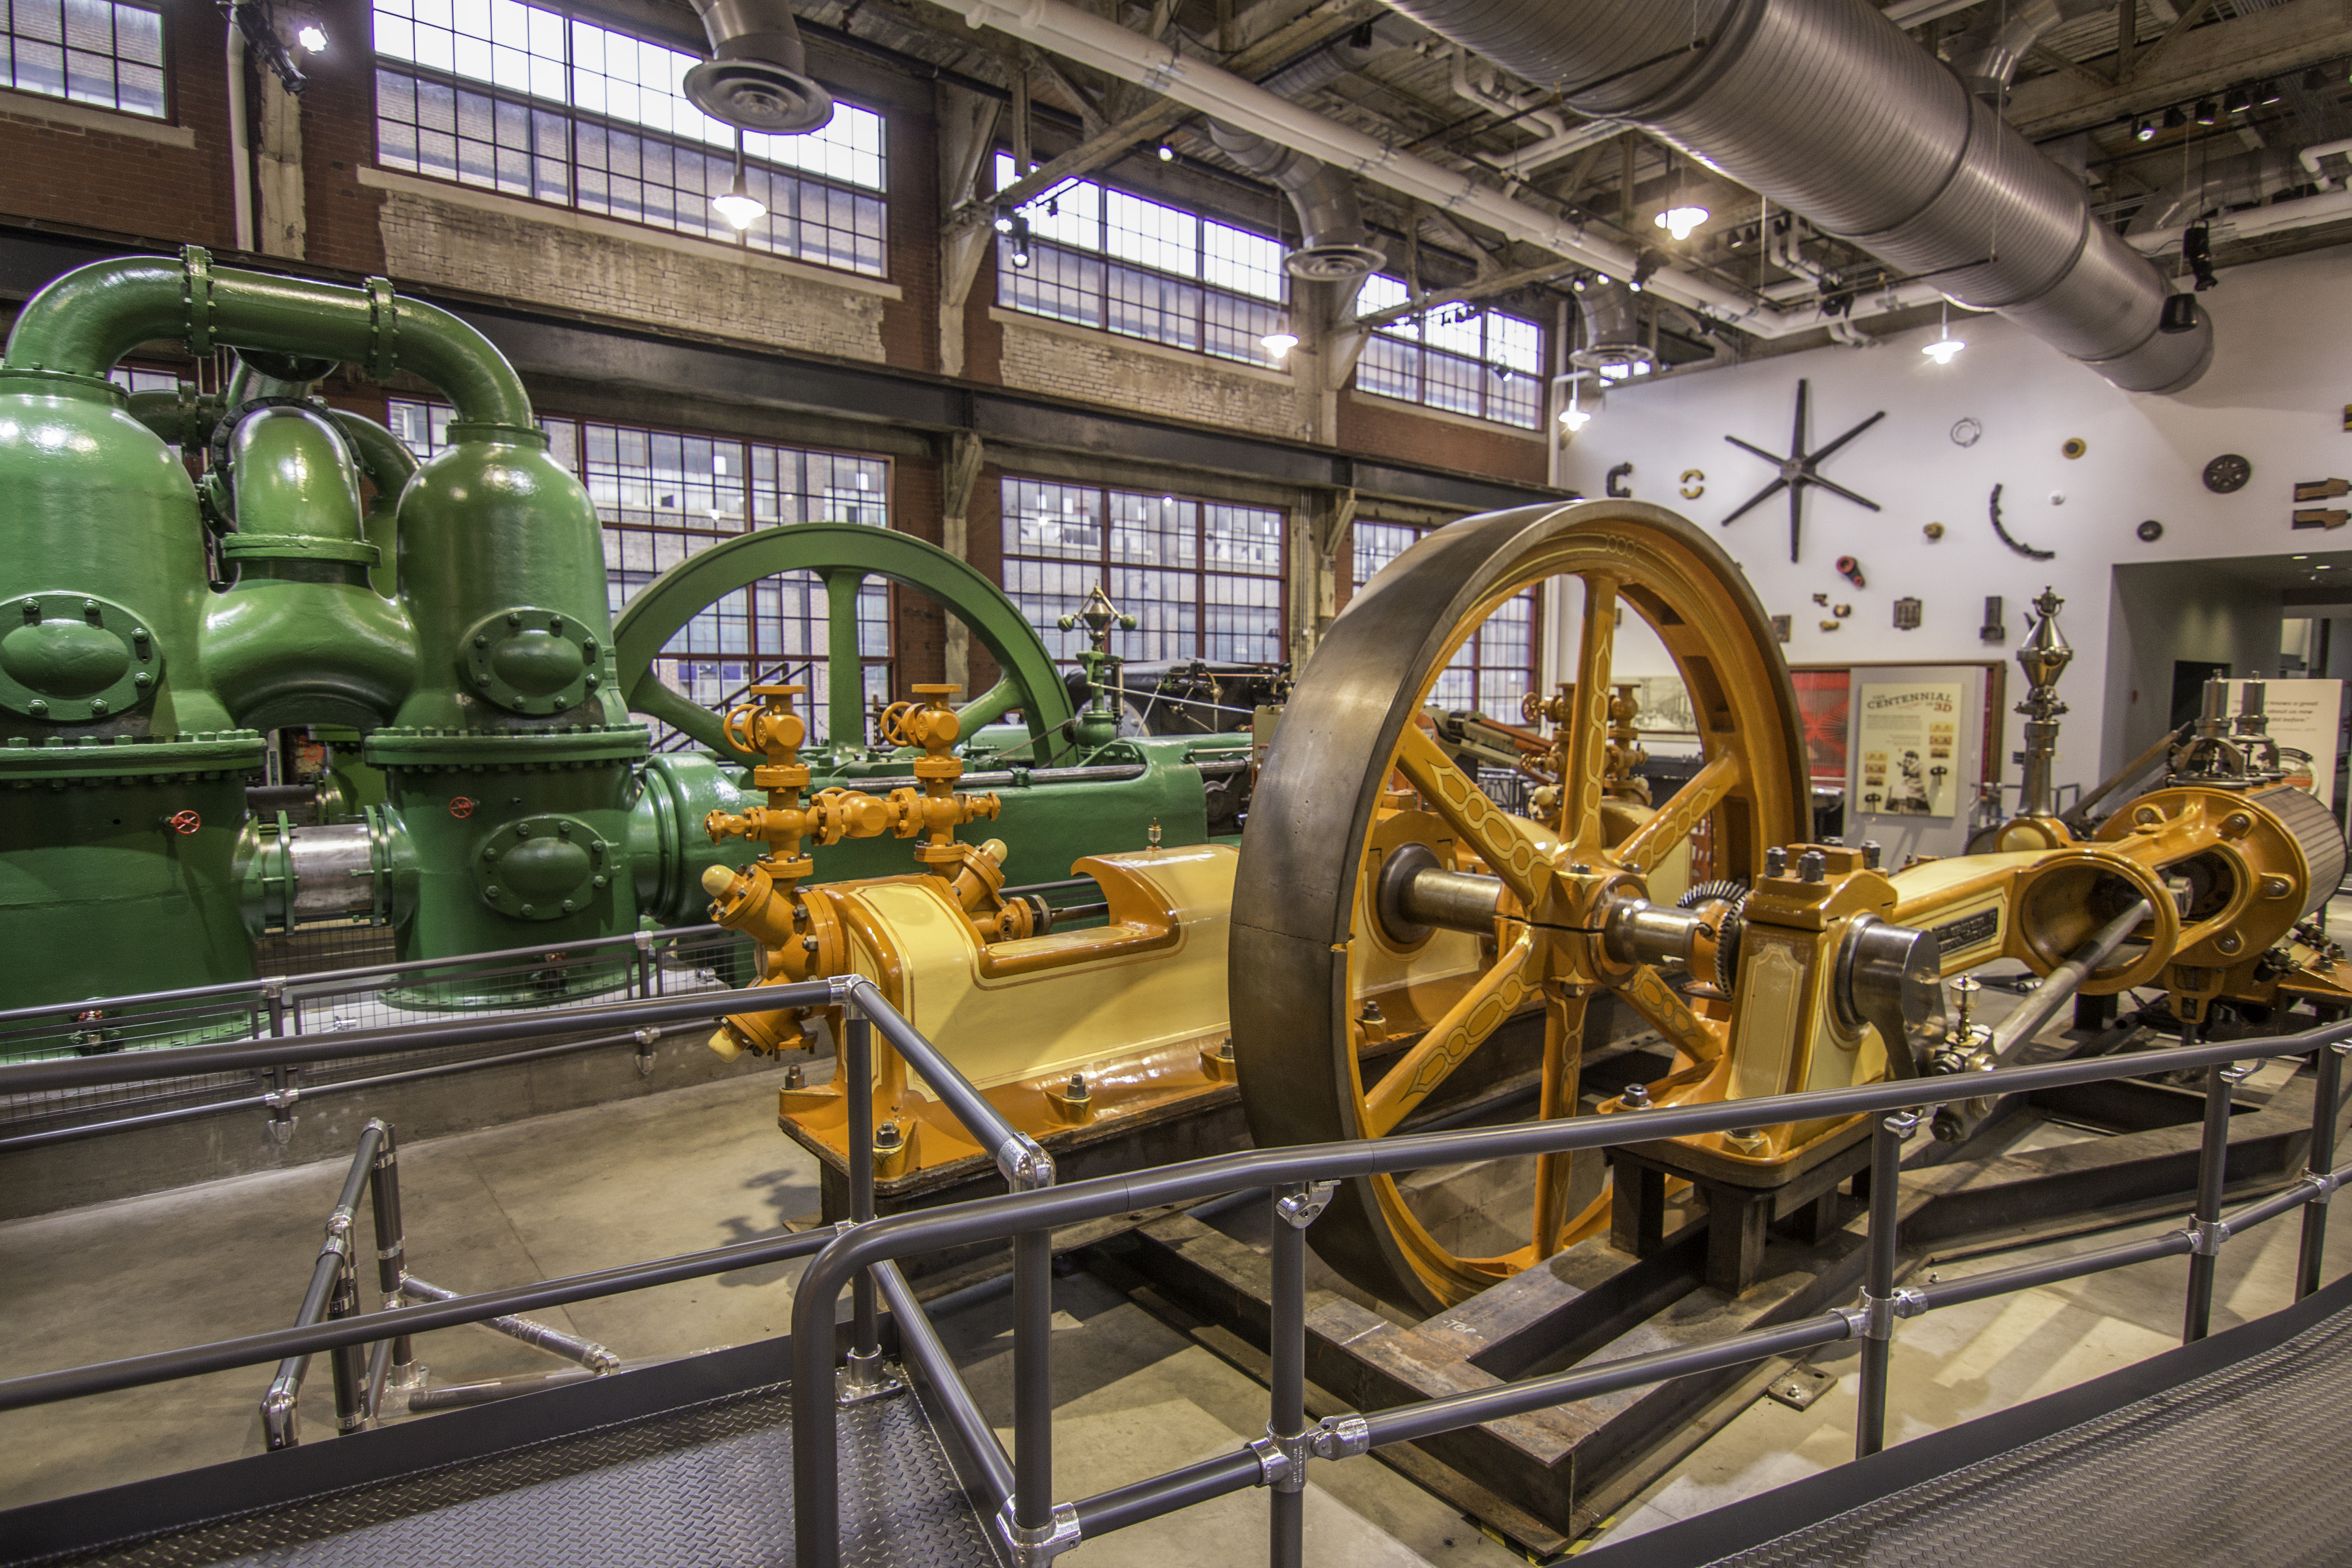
3 998 2347 1568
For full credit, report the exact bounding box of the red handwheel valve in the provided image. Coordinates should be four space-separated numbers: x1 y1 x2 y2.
449 796 477 819
168 810 202 836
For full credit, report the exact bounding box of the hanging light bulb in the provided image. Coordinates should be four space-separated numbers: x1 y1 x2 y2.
1559 405 1592 432
1654 205 1710 242
1923 298 1964 364
1260 328 1300 358
711 166 765 231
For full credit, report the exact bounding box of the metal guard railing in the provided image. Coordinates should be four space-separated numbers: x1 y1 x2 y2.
0 989 2346 1568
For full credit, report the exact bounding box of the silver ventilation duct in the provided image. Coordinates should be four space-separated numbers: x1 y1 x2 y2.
1570 279 1650 370
1943 0 2107 103
682 0 833 135
1207 25 1398 282
1380 0 2213 393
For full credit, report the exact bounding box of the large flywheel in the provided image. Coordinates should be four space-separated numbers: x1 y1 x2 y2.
1230 501 1809 1313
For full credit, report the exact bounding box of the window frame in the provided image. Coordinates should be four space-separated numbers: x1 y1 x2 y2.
3 0 169 121
370 0 889 278
999 474 1289 670
990 153 1292 369
1352 275 1546 430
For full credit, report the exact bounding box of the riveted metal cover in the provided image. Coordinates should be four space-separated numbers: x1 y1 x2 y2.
1691 1297 2352 1567
45 1383 1002 1568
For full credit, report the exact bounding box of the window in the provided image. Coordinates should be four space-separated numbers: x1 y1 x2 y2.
373 0 886 275
1354 520 1534 714
992 153 1288 366
1001 477 1284 667
5 0 164 116
388 400 893 746
108 367 181 395
1354 275 1543 429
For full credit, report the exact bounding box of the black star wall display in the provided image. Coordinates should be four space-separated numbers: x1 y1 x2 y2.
1720 379 1886 562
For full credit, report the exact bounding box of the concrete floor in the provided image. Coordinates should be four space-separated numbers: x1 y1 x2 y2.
4 1034 2347 1565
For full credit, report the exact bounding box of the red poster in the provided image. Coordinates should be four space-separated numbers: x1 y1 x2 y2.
1790 668 1852 785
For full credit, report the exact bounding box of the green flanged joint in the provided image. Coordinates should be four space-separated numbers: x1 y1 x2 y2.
460 607 603 717
474 812 615 920
0 593 161 723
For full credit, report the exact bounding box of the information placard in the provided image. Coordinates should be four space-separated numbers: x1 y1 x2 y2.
1853 682 1966 820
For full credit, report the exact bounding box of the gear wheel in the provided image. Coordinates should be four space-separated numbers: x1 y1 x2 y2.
1676 878 1749 992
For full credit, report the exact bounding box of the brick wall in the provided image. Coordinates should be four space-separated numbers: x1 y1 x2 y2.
995 311 1308 443
1336 390 1550 487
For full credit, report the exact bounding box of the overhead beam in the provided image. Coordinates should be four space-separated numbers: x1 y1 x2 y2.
948 0 1386 237
2007 0 2348 138
1351 257 1581 330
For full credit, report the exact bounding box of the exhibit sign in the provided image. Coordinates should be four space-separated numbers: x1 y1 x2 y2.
2223 678 2343 809
1854 682 1965 819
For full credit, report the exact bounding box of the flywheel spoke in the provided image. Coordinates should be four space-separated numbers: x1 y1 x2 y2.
1393 724 1542 908
1362 933 1542 1137
1617 964 1725 1066
1531 989 1588 1260
1561 574 1619 852
1615 750 1743 876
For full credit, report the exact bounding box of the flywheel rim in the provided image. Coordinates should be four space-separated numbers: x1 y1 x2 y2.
1230 500 1808 1314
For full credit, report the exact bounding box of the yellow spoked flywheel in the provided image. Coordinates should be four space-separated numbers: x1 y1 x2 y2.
1230 501 1808 1313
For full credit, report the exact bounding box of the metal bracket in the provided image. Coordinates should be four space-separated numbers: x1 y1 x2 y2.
2188 1217 2231 1256
1840 1286 1926 1342
364 276 400 383
2304 1169 2344 1207
997 1501 1081 1566
263 1086 302 1111
835 1349 906 1406
1309 1412 1372 1461
1248 1427 1310 1493
1001 1134 1057 1192
182 246 215 357
1275 1180 1338 1230
1882 1110 1922 1138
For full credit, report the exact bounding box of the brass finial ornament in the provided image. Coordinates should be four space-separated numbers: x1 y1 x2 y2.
2014 587 2072 820
1058 585 1138 750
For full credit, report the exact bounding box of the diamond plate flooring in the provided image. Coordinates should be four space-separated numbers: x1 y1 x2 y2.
1695 1295 2352 1567
46 1383 1002 1568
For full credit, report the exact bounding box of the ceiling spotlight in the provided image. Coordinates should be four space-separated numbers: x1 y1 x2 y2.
1156 143 1174 161
2194 98 2220 125
992 208 1016 234
1570 275 1588 293
1010 246 1031 269
1261 329 1300 358
2304 67 2329 92
1922 298 1964 365
1559 406 1592 432
295 22 327 52
1654 205 1709 242
710 168 765 231
2224 83 2254 115
2134 117 2157 142
1629 252 1661 292
2163 105 2188 130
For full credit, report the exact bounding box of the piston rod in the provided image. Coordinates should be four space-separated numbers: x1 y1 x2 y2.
1985 897 2153 1058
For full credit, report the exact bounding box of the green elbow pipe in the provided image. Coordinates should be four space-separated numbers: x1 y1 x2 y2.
328 409 419 502
3 248 536 431
125 384 219 449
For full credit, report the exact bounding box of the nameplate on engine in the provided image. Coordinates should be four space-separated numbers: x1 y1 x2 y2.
1931 908 1999 957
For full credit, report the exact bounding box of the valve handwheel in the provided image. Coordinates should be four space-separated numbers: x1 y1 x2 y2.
1230 501 1809 1313
448 796 477 820
167 810 202 836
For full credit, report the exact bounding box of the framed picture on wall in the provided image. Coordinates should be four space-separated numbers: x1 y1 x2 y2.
1788 668 1853 785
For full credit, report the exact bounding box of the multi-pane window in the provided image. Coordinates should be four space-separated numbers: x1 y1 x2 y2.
1354 275 1543 429
374 0 886 275
5 0 164 116
992 153 1288 366
1355 520 1534 713
388 400 893 747
1002 477 1284 667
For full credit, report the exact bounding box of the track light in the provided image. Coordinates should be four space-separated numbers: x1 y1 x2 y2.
1570 274 1588 292
2134 117 2156 143
2257 79 2282 105
1010 247 1031 269
1628 251 1660 292
1156 143 1174 161
2223 83 2253 115
2194 98 2219 125
2163 105 2188 130
992 208 1016 234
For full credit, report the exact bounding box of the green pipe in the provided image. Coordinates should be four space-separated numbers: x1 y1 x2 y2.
125 384 217 448
328 409 418 501
2 249 535 431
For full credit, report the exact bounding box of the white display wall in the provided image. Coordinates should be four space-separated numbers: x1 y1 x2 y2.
1555 241 2352 799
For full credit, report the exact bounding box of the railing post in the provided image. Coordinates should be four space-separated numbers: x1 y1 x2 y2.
2184 1041 2233 1344
327 1249 368 1435
1265 1183 1330 1568
1854 1109 1912 1460
839 1015 889 1399
2299 1042 2345 1301
366 1120 416 1385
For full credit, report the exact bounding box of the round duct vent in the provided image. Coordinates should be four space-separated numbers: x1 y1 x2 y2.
1570 342 1653 373
1285 243 1387 283
683 59 833 135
